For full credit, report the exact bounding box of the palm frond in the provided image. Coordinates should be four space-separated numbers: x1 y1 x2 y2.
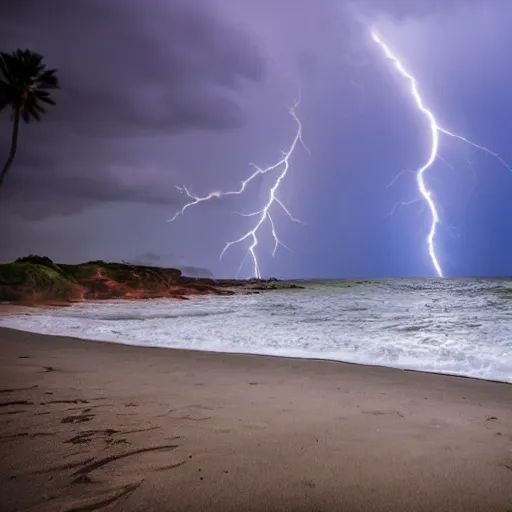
25 103 41 121
0 48 59 122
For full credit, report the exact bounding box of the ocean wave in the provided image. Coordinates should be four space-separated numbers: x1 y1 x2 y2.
62 309 236 322
1 279 511 383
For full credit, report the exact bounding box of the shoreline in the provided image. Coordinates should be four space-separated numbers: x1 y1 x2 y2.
0 319 510 386
1 327 511 511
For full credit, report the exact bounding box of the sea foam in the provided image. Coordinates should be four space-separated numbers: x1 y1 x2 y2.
1 279 511 383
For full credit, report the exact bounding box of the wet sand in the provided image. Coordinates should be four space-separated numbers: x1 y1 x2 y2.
0 326 511 512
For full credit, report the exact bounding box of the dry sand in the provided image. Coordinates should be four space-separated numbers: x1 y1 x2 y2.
0 326 511 512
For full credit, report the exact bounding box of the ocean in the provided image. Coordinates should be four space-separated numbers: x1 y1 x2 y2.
1 278 511 383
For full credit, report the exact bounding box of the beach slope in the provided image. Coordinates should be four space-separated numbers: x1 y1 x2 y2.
0 327 511 511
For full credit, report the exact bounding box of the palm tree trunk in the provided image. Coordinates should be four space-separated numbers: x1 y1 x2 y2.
0 106 21 190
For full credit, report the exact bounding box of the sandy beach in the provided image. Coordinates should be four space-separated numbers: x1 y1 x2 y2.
0 326 511 512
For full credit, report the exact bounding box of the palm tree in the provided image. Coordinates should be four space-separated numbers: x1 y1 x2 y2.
0 49 59 190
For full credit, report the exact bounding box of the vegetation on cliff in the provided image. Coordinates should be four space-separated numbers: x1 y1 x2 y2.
0 255 302 305
0 261 82 303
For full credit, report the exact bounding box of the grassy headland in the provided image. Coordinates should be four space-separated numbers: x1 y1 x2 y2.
0 255 302 305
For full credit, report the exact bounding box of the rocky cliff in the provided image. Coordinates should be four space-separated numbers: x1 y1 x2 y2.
0 256 302 305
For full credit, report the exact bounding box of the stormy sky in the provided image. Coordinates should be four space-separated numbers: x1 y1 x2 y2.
1 0 511 278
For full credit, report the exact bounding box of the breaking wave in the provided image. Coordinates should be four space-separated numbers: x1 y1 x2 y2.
1 278 511 383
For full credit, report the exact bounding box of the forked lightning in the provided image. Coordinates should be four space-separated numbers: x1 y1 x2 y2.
372 30 511 277
168 100 308 278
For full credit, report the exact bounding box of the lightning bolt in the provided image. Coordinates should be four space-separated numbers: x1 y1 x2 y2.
372 30 512 277
168 99 308 279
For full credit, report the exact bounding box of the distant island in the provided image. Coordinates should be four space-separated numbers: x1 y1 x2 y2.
0 255 303 305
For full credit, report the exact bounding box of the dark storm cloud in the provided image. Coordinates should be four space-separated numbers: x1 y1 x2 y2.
0 0 266 218
1 0 265 136
5 169 175 219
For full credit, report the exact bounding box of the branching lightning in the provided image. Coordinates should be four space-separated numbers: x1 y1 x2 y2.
372 30 512 277
168 99 308 278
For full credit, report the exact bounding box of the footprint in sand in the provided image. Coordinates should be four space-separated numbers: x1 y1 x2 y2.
362 409 405 418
